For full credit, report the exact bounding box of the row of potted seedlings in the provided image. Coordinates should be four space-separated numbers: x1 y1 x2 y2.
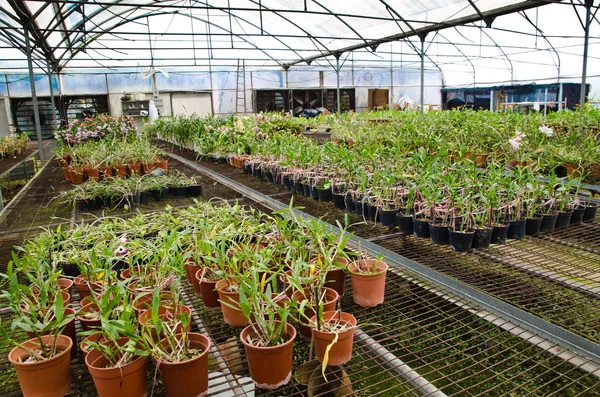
58 170 203 211
2 201 389 396
0 133 29 159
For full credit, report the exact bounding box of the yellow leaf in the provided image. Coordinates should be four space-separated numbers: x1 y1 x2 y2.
260 272 267 294
309 264 316 277
96 271 104 281
321 332 339 382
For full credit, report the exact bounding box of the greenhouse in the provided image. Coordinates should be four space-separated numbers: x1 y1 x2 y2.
1 1 600 397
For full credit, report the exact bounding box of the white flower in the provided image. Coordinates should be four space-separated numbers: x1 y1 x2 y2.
113 246 128 255
118 234 129 243
539 125 554 137
509 137 521 151
515 130 525 139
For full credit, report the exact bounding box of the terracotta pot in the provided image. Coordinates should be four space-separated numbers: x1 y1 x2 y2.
142 162 156 174
132 292 173 319
309 256 348 297
128 163 142 177
8 335 73 397
85 167 100 181
69 168 84 184
80 295 96 308
195 269 222 312
157 333 210 397
56 157 67 168
292 287 339 339
139 305 192 341
58 278 73 295
565 163 582 177
590 164 600 181
86 338 148 397
114 165 128 177
24 307 77 361
74 274 96 300
475 153 488 168
216 280 248 327
156 159 169 171
185 263 201 293
80 332 103 359
240 322 296 389
77 302 101 331
119 266 140 281
310 311 357 366
99 165 114 180
348 259 389 307
62 167 71 182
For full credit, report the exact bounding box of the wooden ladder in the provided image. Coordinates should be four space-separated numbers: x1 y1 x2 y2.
235 59 246 114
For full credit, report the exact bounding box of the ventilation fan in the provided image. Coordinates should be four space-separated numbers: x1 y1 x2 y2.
292 90 323 116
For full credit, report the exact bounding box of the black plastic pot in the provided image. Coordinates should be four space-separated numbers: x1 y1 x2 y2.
345 196 356 212
491 224 509 244
303 183 311 197
555 211 573 229
265 171 274 183
170 186 187 199
472 227 493 249
95 196 107 209
131 192 141 206
583 204 598 223
366 204 378 222
571 206 585 225
429 223 450 245
139 191 149 205
332 193 346 209
413 218 430 238
282 176 292 190
61 263 80 278
317 188 333 202
507 219 526 240
449 229 475 252
355 200 365 216
151 187 169 201
379 208 398 227
396 213 414 234
254 168 262 178
188 185 202 197
294 181 304 195
243 164 250 174
309 185 319 200
539 212 558 233
76 199 90 212
525 216 543 236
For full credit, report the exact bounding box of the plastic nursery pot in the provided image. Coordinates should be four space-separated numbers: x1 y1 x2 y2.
429 223 450 245
555 211 573 229
132 292 173 319
85 338 148 397
317 187 333 202
540 212 558 233
332 193 346 209
472 227 493 249
366 204 378 222
184 262 200 291
139 191 149 205
240 322 296 390
9 335 73 397
571 206 585 225
344 195 356 212
282 175 292 190
170 186 187 199
128 163 142 177
310 311 357 366
156 159 169 171
85 167 100 181
348 259 388 308
139 305 192 342
195 269 222 312
80 332 103 359
216 280 248 327
142 162 156 174
264 171 274 183
292 287 339 339
303 183 311 197
379 208 398 227
157 333 211 397
507 219 526 240
583 203 598 223
396 213 414 235
309 185 319 200
69 168 84 184
188 185 202 197
62 167 71 182
58 277 73 295
114 165 128 177
354 200 365 216
448 229 475 252
74 274 93 299
412 218 430 238
99 166 114 180
78 302 101 331
295 181 304 195
309 256 349 297
24 307 77 361
525 216 543 236
151 187 169 201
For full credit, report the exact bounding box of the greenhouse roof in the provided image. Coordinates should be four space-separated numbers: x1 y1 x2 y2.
0 1 598 88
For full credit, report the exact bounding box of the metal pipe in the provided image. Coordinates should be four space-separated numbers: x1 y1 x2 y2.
47 63 57 131
580 0 593 107
336 55 341 115
420 38 425 114
23 26 45 164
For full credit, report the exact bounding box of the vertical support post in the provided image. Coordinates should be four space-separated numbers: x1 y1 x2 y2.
24 26 45 164
336 54 341 115
580 0 593 107
490 90 494 111
558 82 564 112
420 38 425 114
47 64 57 130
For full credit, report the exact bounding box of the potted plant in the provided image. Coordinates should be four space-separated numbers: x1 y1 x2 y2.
309 310 357 370
347 249 388 308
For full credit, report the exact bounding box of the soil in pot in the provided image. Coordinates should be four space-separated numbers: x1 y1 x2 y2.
525 216 543 236
507 219 526 240
317 188 333 202
311 311 357 366
196 269 222 312
540 212 558 233
240 322 296 390
584 203 598 223
449 229 475 252
378 208 398 227
344 195 356 212
332 193 346 209
216 280 248 327
85 338 148 397
188 185 202 197
157 333 211 397
9 335 73 397
555 211 573 229
429 223 450 245
413 218 431 238
396 213 414 234
292 287 339 339
571 206 585 225
472 227 493 249
348 259 388 308
170 186 187 199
